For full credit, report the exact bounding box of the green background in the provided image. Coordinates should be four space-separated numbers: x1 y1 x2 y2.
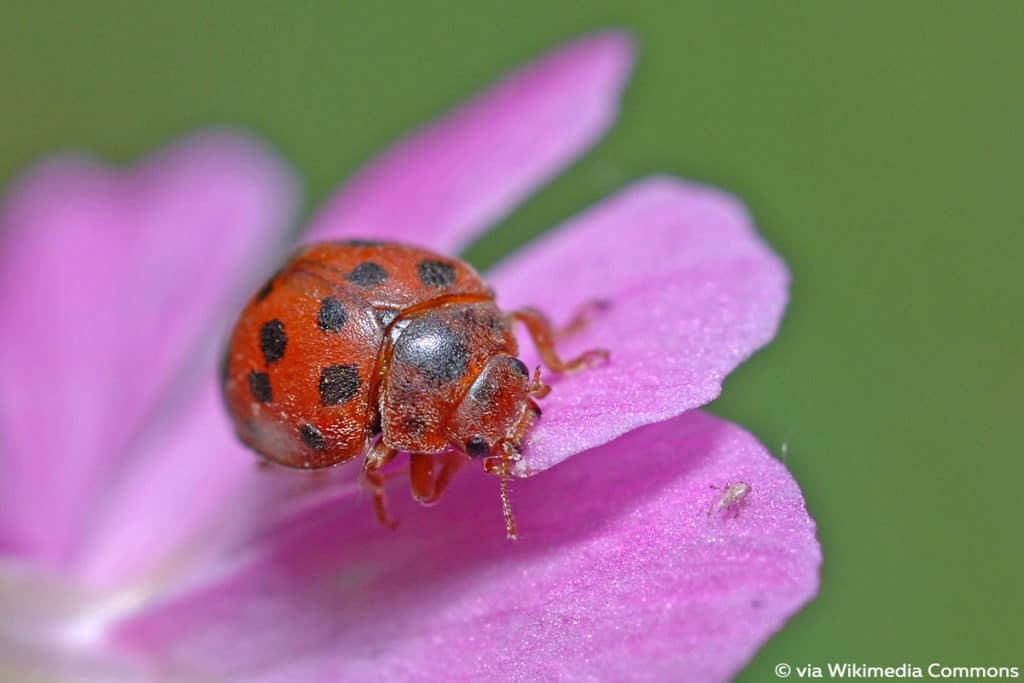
2 2 1021 678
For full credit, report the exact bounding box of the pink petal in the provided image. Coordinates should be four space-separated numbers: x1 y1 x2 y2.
109 412 820 682
0 132 298 570
486 177 790 475
74 378 358 588
302 31 633 252
70 381 256 587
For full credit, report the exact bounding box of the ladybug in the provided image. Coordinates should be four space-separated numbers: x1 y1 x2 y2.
221 241 607 538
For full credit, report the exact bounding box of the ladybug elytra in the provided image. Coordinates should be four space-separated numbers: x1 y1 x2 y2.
221 241 607 538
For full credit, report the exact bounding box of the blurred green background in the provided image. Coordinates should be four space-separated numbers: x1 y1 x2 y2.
2 1 1021 678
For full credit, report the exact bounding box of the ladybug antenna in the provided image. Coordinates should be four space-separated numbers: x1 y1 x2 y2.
500 442 520 540
527 366 550 399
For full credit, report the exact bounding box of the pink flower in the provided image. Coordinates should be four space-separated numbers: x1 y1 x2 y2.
0 32 820 682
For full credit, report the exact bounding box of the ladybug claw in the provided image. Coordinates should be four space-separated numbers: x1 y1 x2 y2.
527 366 551 398
365 485 400 530
579 348 610 369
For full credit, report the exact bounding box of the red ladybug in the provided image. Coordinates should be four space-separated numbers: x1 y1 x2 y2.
221 241 606 538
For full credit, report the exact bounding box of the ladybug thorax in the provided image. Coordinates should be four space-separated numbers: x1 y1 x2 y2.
377 300 521 454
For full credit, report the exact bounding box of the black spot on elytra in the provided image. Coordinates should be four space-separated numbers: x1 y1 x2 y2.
318 297 348 332
300 423 325 450
319 364 361 405
248 370 272 403
375 308 399 327
393 315 469 383
347 262 388 287
259 320 287 365
418 259 457 288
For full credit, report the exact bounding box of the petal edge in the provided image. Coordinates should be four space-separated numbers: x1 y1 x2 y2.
0 131 298 569
487 176 790 475
304 31 634 252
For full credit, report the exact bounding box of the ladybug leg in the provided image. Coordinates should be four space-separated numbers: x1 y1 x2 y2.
510 307 609 373
360 440 399 529
409 452 466 506
556 299 610 339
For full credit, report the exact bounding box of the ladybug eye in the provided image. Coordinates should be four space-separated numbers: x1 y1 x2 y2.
466 438 490 458
509 358 529 378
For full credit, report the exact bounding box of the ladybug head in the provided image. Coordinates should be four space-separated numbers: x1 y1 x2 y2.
448 354 545 462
